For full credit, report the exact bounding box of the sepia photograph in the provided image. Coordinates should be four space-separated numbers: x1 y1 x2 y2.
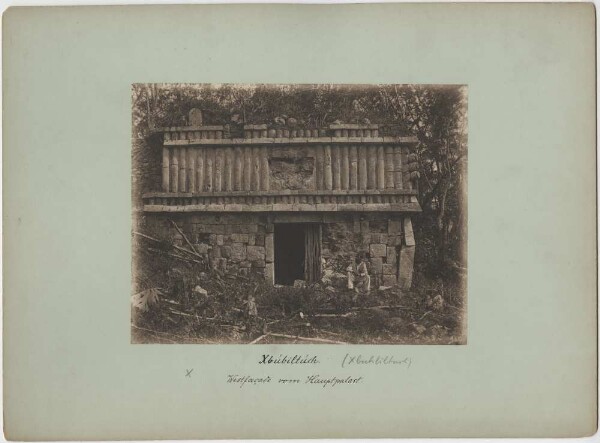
131 83 467 345
5 4 596 439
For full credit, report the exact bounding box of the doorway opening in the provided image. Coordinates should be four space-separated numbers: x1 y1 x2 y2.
274 223 321 285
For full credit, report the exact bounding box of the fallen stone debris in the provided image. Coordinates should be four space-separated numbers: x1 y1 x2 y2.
131 233 465 345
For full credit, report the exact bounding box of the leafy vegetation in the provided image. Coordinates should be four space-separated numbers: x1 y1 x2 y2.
132 83 467 274
131 83 467 344
132 234 466 344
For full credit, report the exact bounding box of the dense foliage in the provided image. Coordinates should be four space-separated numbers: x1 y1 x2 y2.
132 83 467 276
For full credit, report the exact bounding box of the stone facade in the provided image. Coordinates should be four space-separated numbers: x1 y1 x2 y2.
141 112 421 289
319 213 414 289
144 211 416 289
145 213 274 279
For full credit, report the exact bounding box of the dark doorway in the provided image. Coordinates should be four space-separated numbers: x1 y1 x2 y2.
274 223 322 285
274 224 305 285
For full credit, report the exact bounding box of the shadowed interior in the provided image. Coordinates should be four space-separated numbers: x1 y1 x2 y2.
274 223 305 285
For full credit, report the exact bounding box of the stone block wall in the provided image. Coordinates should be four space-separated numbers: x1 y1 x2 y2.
144 213 275 281
142 211 414 289
320 213 412 288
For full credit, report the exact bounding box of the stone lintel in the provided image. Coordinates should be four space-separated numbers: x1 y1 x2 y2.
163 136 418 146
156 125 226 132
243 124 268 130
143 189 419 199
143 202 422 213
329 123 380 130
273 214 323 223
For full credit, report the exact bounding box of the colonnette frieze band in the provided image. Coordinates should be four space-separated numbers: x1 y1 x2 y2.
143 123 420 212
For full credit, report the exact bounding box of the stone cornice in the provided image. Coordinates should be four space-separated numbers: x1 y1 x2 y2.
164 136 418 146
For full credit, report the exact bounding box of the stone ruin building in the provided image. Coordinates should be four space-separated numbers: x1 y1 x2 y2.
141 109 421 289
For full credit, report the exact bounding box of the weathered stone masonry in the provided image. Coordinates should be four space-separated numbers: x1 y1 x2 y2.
142 110 421 289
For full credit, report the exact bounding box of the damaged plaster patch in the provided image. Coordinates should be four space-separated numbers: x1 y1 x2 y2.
269 157 315 190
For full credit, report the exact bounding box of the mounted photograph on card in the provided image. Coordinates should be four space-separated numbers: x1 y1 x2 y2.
131 83 467 345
